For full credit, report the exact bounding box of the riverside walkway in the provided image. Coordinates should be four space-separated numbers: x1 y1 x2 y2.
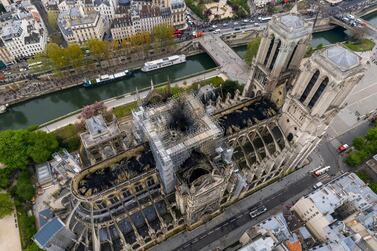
39 69 225 132
198 34 249 84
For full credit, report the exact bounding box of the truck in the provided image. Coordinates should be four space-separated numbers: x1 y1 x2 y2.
312 166 330 177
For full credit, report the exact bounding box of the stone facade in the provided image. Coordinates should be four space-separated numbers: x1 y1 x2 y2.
244 13 312 97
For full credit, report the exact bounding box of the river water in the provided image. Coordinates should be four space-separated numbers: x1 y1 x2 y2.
0 53 216 130
362 11 377 27
0 25 364 130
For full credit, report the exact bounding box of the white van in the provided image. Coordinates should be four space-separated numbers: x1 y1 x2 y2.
313 182 323 189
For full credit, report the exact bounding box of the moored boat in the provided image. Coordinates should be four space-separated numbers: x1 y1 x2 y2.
83 70 130 88
0 103 9 114
141 55 186 72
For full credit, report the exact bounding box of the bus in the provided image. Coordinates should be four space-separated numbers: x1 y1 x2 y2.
312 166 330 177
258 16 272 22
28 61 43 68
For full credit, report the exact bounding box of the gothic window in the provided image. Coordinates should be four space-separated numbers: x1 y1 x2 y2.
308 77 329 109
135 183 144 192
269 40 281 70
147 177 155 187
285 43 298 71
263 36 275 66
299 70 320 103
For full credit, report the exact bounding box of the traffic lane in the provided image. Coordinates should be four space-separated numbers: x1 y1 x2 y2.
176 175 318 251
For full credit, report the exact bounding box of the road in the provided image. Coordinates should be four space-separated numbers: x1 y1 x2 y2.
175 175 319 251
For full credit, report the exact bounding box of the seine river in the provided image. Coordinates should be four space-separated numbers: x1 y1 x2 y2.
3 16 377 131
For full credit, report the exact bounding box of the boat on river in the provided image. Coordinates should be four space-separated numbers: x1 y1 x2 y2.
83 70 130 88
0 104 9 114
141 55 186 72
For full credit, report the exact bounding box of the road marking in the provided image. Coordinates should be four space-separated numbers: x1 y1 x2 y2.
215 227 221 231
192 239 198 243
199 235 206 240
223 222 228 226
237 214 243 219
230 218 237 222
208 230 214 234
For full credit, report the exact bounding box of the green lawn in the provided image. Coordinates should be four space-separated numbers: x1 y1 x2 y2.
112 101 138 118
51 124 81 152
345 39 375 52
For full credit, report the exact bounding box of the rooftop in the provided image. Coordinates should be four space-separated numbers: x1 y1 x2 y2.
74 144 155 197
280 14 304 30
323 45 360 72
216 97 277 136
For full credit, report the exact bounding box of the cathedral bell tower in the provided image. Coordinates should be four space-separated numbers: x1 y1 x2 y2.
244 13 312 98
279 45 365 169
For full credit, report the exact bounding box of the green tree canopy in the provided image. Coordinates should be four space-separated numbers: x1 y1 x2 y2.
152 24 175 42
0 130 30 169
0 129 59 169
47 11 59 32
65 44 84 67
245 37 261 65
11 171 35 202
0 192 14 219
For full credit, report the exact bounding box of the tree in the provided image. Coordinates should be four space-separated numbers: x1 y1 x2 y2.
0 168 12 189
86 39 109 60
0 130 30 169
0 192 13 219
65 44 84 67
47 11 59 32
245 37 261 65
152 24 174 46
27 131 59 164
46 43 68 69
11 171 35 202
0 129 59 169
352 137 366 151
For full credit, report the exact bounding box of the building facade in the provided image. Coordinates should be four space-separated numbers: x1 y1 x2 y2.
0 0 48 60
244 13 313 97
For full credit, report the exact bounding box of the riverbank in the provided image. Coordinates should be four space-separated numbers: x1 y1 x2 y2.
0 52 217 130
40 68 225 132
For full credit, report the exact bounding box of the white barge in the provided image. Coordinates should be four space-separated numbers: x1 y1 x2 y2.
83 70 130 88
141 55 186 72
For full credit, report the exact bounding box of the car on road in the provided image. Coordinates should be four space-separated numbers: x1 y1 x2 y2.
234 21 239 25
212 25 218 28
234 27 240 31
249 205 267 218
338 144 350 153
243 19 249 23
223 22 228 26
313 182 323 189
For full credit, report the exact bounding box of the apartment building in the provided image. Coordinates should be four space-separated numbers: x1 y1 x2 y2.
0 0 47 61
58 6 106 44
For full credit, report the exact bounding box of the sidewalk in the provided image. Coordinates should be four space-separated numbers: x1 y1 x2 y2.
40 69 224 132
151 153 322 251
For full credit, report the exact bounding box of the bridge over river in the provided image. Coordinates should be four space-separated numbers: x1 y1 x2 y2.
197 34 250 84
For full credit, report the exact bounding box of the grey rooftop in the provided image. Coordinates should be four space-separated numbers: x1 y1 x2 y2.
324 45 360 71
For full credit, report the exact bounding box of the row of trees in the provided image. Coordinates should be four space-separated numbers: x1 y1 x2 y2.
31 24 176 73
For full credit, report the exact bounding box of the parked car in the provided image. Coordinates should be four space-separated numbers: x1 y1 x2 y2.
249 205 267 218
313 182 323 189
338 144 350 153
